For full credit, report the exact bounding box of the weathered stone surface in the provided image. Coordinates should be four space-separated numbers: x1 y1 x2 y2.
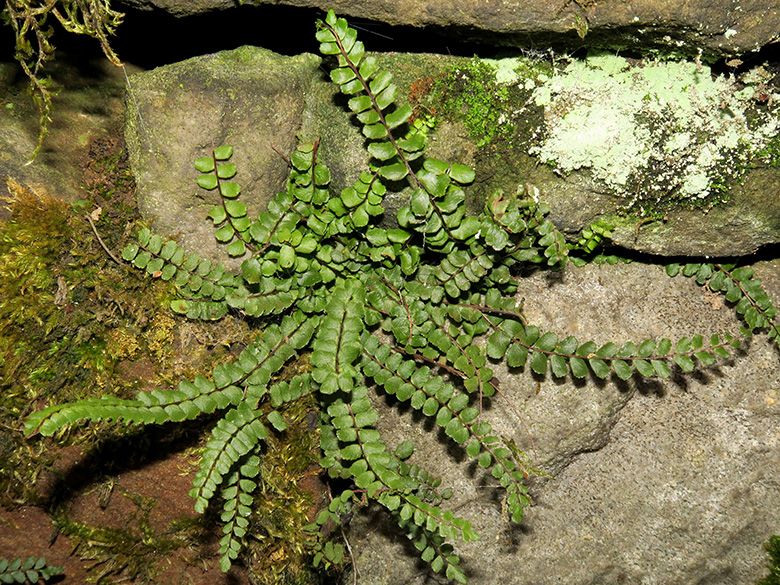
123 46 320 269
118 0 780 56
0 26 777 585
350 259 780 585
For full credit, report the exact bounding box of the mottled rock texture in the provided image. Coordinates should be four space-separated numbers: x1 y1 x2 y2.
353 259 780 585
124 46 320 270
123 48 780 259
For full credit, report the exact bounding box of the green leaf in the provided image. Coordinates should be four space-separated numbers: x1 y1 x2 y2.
197 174 218 190
448 163 475 184
217 163 237 179
121 242 139 261
529 351 547 375
279 245 296 269
674 354 695 372
378 162 408 181
395 440 414 460
227 239 246 257
214 145 233 160
506 343 528 368
208 206 227 224
267 410 287 431
612 359 633 380
363 123 388 139
367 141 397 161
550 354 568 378
385 104 412 129
588 357 610 379
569 356 588 378
195 157 215 172
652 359 671 378
224 200 246 218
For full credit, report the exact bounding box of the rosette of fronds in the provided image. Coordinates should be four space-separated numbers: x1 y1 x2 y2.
25 10 779 583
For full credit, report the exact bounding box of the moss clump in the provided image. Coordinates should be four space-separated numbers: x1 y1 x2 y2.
1 139 325 583
758 535 780 585
51 489 204 585
247 388 328 585
429 58 515 147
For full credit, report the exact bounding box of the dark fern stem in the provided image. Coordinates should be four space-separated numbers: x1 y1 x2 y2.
24 10 778 584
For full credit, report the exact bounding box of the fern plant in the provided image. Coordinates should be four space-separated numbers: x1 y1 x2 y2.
24 11 779 583
0 557 63 584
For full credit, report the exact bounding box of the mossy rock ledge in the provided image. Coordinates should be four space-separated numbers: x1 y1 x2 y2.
120 0 780 57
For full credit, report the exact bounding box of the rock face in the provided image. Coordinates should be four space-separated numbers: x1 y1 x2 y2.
0 56 131 206
352 259 780 584
2 5 778 582
124 47 780 260
123 46 320 269
118 0 780 56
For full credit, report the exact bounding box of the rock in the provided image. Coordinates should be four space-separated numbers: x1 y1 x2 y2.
125 45 780 258
123 46 320 269
118 0 780 56
118 40 780 585
0 25 776 585
349 259 780 585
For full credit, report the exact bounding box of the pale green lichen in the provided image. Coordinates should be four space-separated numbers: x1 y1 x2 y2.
529 52 780 211
483 57 523 85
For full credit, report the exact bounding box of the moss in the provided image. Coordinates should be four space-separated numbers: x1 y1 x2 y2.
427 58 515 147
247 390 326 585
51 488 204 585
0 137 329 582
758 535 780 585
756 133 780 168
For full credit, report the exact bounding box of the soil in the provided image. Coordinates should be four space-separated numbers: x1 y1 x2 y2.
0 442 252 585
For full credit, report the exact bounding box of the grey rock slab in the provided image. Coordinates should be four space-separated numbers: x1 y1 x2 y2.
124 46 320 269
119 0 780 56
348 260 780 584
525 164 780 257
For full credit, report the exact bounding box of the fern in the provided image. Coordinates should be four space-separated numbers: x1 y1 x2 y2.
24 10 780 583
0 557 63 583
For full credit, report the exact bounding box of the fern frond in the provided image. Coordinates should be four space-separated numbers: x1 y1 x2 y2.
26 311 316 437
218 454 261 572
325 386 480 544
121 228 236 320
25 396 165 437
395 516 468 584
0 557 64 583
310 280 365 395
195 145 255 257
668 262 780 341
190 402 269 514
361 334 531 523
484 312 741 379
318 11 476 252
